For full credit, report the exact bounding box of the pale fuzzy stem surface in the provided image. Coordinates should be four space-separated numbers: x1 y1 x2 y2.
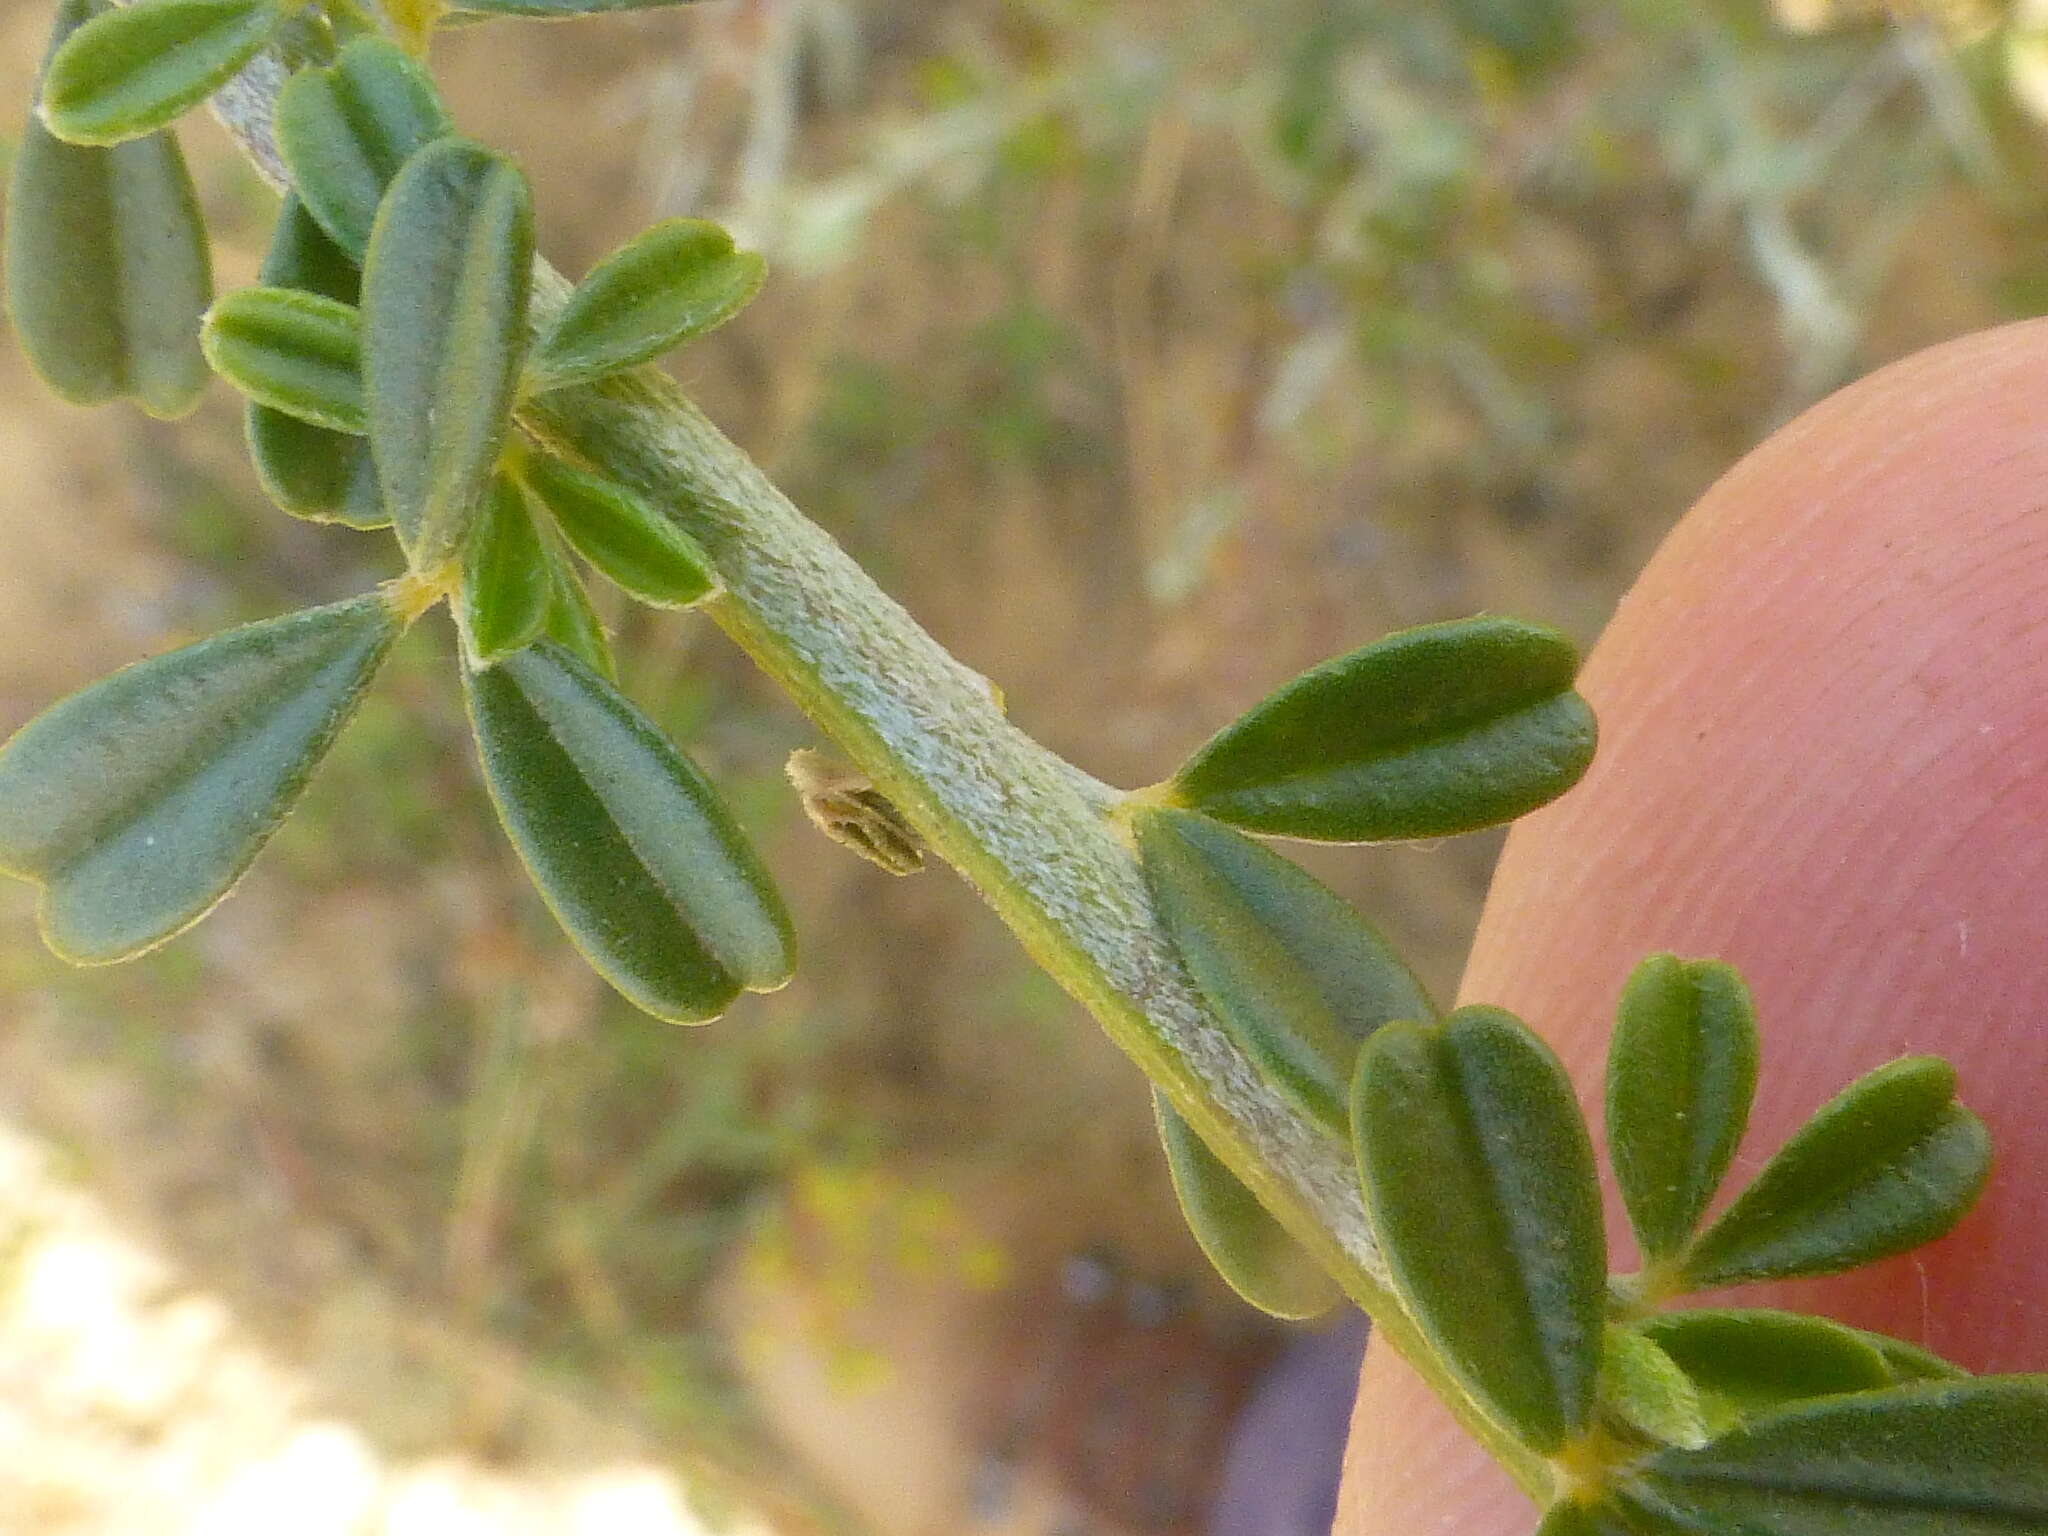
170 13 1552 1498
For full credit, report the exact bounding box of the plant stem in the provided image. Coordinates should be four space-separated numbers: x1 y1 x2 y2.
192 24 1553 1503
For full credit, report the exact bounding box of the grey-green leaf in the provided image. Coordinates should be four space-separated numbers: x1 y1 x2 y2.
1153 1092 1339 1321
540 538 615 678
1635 1310 1893 1420
1680 1057 1992 1291
1351 1008 1606 1453
6 0 211 417
275 35 452 259
460 474 552 667
245 198 382 525
1168 615 1596 843
363 138 534 573
0 595 401 963
202 286 364 433
518 454 717 609
1602 1325 1711 1450
1607 954 1759 1265
1630 1377 2048 1534
464 642 794 1023
1134 805 1434 1132
529 217 764 392
42 0 280 146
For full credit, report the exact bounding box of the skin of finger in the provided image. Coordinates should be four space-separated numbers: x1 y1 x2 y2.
1335 317 2048 1535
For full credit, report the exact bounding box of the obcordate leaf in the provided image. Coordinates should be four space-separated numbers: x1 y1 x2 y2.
0 595 400 963
1680 1057 1992 1291
1134 805 1434 1132
1153 1092 1339 1321
1628 1377 2048 1534
1351 1008 1606 1453
517 454 717 609
540 536 615 678
1601 1325 1710 1450
363 138 534 573
42 0 280 146
1167 615 1596 843
276 35 452 258
202 286 364 433
1607 954 1759 1265
528 217 764 392
464 642 793 1023
460 474 552 667
6 0 211 417
245 197 383 526
1635 1310 1892 1421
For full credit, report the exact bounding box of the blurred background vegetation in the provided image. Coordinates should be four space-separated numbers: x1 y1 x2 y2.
3 0 2048 1530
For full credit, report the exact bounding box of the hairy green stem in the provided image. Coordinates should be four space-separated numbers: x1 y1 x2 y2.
192 18 1553 1503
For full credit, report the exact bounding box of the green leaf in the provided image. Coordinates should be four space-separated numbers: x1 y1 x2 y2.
1855 1331 1969 1385
245 198 383 526
6 0 211 417
1351 1007 1606 1453
1533 1504 1648 1536
362 138 534 573
1153 1093 1339 1321
42 0 280 146
1629 1377 2048 1534
460 474 551 666
1602 1325 1711 1450
1167 615 1596 843
1635 1311 1893 1420
0 595 401 963
202 286 364 433
464 642 794 1023
248 406 385 526
275 35 452 259
540 538 615 678
1680 1057 1992 1291
516 454 717 609
1607 954 1759 1265
1133 805 1434 1132
528 217 764 392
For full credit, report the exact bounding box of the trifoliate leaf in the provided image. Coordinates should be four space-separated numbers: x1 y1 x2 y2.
464 642 793 1023
528 217 764 393
1607 954 1759 1265
275 35 452 259
459 474 551 667
1629 1377 2048 1534
540 537 615 678
1153 1092 1340 1321
42 0 280 146
1601 1325 1711 1450
1680 1057 1992 1291
1635 1311 1892 1421
6 0 211 417
1351 1008 1606 1453
0 595 401 963
362 138 533 573
517 454 716 609
1134 805 1434 1132
245 197 382 526
202 286 364 433
1167 615 1596 842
